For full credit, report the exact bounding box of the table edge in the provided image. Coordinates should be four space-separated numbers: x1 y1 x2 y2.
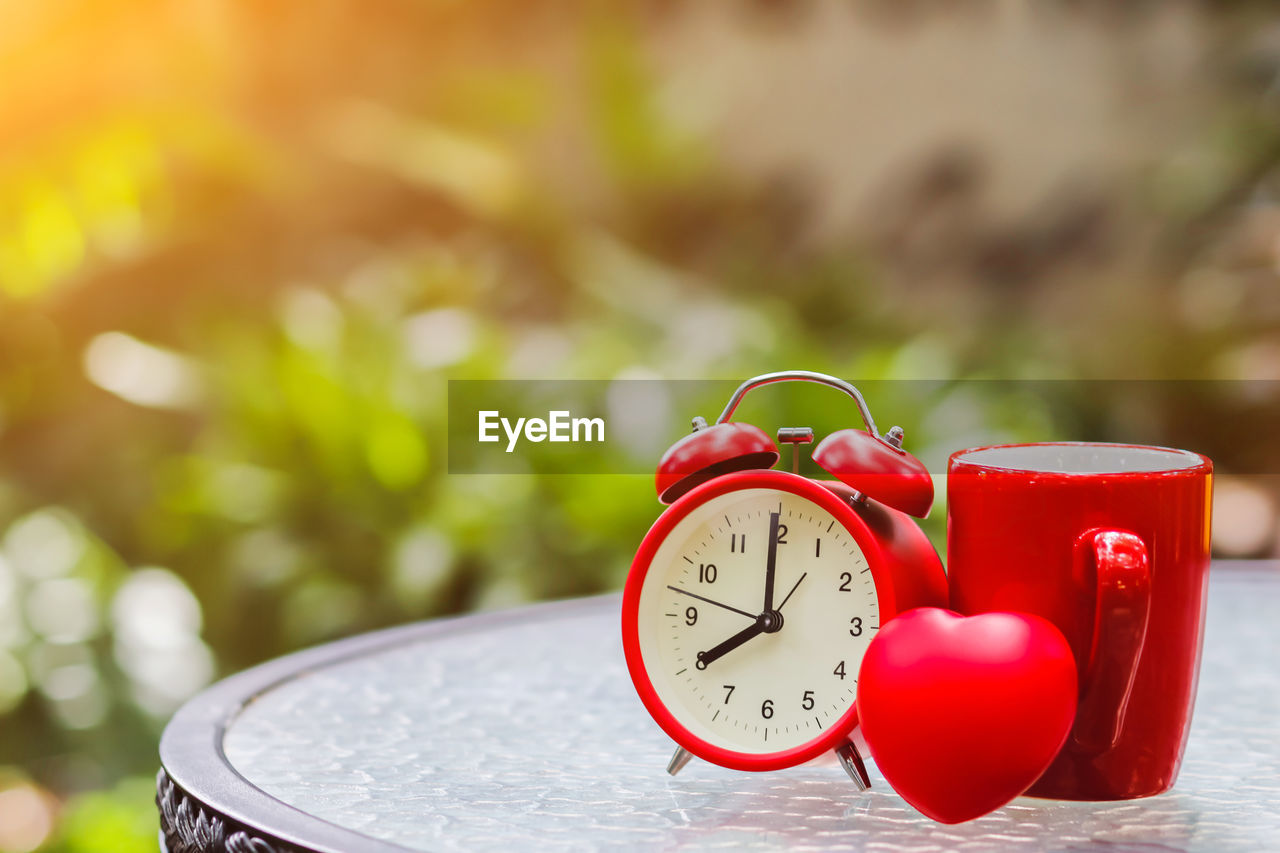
156 563 1278 852
158 593 620 853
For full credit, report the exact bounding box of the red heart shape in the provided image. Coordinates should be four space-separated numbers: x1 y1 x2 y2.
857 608 1078 824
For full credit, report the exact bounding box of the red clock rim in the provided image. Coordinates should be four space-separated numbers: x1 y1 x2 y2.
621 468 901 772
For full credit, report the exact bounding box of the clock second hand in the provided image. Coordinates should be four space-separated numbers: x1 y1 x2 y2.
777 571 807 611
666 585 755 620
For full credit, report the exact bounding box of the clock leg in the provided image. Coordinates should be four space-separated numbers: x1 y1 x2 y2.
835 741 871 791
667 746 693 776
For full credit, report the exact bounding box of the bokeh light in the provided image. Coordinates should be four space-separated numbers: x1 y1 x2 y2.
1213 477 1278 558
111 569 212 716
83 332 202 410
0 781 56 853
0 651 28 715
26 578 99 643
4 511 83 582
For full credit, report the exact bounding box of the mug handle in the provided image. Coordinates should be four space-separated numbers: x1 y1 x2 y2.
1070 529 1152 753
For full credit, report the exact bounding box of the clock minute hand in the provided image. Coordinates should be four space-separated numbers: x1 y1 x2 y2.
763 510 781 611
696 619 766 669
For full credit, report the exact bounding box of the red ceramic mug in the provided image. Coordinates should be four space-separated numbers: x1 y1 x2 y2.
947 442 1213 800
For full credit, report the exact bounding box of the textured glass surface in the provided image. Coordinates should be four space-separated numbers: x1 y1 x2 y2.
224 569 1280 852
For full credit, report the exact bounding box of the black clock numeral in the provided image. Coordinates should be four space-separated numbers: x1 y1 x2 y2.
802 690 815 710
849 616 863 637
776 524 788 545
761 699 774 719
834 661 847 680
730 534 745 553
723 684 735 704
685 606 698 626
815 538 821 558
699 563 717 584
838 572 852 592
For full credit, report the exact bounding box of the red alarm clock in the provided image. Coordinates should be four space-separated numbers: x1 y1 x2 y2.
621 371 947 787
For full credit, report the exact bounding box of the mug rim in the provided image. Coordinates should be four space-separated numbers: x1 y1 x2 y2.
948 441 1212 478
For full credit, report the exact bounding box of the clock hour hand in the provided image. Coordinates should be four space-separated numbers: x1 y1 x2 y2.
696 619 766 670
666 585 755 620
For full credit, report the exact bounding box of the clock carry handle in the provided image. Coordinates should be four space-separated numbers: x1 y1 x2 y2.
714 370 883 438
705 370 933 518
1070 529 1152 754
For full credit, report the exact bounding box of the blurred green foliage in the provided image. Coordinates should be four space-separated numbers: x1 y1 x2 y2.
3 1 1280 850
44 778 157 853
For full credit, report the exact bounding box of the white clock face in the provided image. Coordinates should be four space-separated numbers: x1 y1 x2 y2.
636 486 880 756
